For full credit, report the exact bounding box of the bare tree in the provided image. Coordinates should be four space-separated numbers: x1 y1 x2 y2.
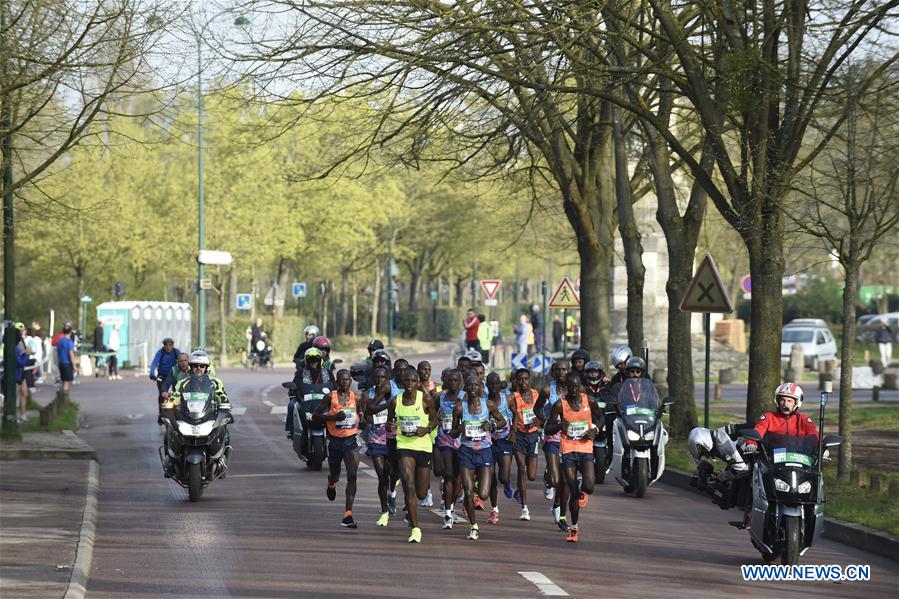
789 64 899 481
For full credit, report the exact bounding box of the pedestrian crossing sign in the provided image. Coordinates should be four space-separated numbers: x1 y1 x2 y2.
549 277 580 308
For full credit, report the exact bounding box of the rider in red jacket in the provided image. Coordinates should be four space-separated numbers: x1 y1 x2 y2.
749 382 819 444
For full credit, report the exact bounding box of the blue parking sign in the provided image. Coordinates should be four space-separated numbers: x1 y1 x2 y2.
292 282 307 298
236 293 252 310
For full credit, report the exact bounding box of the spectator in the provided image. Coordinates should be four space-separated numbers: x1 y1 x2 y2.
24 326 40 389
514 314 530 357
530 304 543 352
250 317 264 347
14 324 31 419
107 323 121 380
92 320 105 376
566 312 578 345
875 320 894 368
57 323 77 391
463 308 481 352
477 313 493 364
552 314 563 353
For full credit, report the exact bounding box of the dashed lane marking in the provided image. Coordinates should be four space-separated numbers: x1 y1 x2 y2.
271 406 287 415
230 406 247 416
262 400 275 408
518 572 569 596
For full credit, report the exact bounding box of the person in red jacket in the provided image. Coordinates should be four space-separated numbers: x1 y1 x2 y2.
748 383 818 447
463 309 481 352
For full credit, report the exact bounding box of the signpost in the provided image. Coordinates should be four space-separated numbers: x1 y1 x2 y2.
679 254 734 427
549 277 580 357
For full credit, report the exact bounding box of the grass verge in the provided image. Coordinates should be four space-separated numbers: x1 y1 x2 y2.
20 401 80 433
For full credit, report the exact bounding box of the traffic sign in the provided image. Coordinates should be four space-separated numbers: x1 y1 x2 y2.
548 277 580 308
480 280 501 300
292 282 307 298
484 298 498 306
199 278 213 290
236 294 252 310
265 284 286 307
680 254 733 313
80 295 92 304
530 353 553 373
741 275 751 294
511 353 528 370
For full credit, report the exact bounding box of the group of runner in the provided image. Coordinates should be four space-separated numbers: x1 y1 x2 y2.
306 338 650 544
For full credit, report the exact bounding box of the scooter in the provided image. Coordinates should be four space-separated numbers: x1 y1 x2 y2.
159 374 234 501
284 380 329 470
248 338 273 369
739 382 844 564
610 378 675 497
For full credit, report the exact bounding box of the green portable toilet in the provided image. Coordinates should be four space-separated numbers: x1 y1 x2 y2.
96 301 192 367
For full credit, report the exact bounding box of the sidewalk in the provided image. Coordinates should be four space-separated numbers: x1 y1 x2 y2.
0 433 98 598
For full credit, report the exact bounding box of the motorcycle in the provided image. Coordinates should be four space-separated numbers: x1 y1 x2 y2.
738 385 844 564
284 379 329 470
610 378 676 497
158 374 234 501
248 338 273 369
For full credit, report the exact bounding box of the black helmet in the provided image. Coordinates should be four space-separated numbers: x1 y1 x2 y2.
571 348 591 364
584 360 604 385
367 339 385 352
625 356 646 375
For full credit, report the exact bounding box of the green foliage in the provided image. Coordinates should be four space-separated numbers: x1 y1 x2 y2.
783 278 845 324
21 402 80 433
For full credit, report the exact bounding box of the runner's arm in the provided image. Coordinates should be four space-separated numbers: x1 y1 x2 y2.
544 401 564 436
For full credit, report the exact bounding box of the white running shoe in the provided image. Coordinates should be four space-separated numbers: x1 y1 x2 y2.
551 505 561 523
443 514 454 529
544 484 555 501
520 506 531 521
418 489 433 508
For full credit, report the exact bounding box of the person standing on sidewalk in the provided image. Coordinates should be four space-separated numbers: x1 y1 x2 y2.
92 320 105 375
477 314 493 365
514 314 530 357
552 314 563 353
463 309 481 353
57 323 77 392
875 320 894 368
106 323 121 380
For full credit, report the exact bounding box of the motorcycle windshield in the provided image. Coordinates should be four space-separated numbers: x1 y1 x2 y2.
617 378 659 416
301 382 331 408
764 433 818 467
179 375 216 420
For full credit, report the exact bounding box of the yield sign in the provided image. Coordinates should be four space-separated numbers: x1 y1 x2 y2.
549 276 580 308
679 254 733 313
480 280 501 300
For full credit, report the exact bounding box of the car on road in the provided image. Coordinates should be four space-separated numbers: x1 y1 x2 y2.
781 319 838 371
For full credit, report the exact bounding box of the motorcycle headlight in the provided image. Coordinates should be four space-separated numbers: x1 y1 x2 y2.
177 420 215 436
305 412 314 420
643 430 655 441
774 478 790 492
796 481 812 494
627 430 641 441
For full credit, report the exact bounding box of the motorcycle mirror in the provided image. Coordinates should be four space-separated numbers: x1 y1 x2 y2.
739 428 762 442
282 381 296 390
822 434 845 448
332 358 344 366
662 397 677 407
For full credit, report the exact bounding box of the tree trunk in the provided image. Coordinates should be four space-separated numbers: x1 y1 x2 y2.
274 257 292 319
665 247 700 437
408 266 421 312
745 234 786 422
578 241 613 358
217 267 228 367
613 108 645 349
250 264 257 321
76 267 85 331
352 277 358 338
454 277 465 308
837 257 860 481
227 270 237 317
337 267 349 337
320 284 328 337
371 264 381 338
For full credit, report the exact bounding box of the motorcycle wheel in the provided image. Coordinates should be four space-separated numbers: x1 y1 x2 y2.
309 436 325 471
782 515 801 565
188 462 203 502
594 447 606 484
634 457 649 498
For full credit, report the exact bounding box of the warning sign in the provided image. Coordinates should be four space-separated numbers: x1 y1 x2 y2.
480 280 501 300
679 254 733 313
549 277 580 308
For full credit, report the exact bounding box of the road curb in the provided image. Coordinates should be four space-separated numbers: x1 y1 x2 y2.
64 459 100 599
660 467 899 563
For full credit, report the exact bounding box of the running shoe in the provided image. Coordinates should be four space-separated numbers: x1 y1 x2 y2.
513 489 522 504
467 525 480 540
557 516 569 533
408 527 422 543
566 526 579 543
387 491 397 515
544 484 555 501
551 505 560 523
443 514 454 529
341 513 357 529
578 492 589 508
376 512 390 527
504 482 514 499
326 482 337 501
404 513 412 528
487 510 499 525
474 497 485 511
452 512 466 524
418 489 433 508
520 506 531 521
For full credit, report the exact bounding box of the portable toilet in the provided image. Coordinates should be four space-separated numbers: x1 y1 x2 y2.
96 301 192 366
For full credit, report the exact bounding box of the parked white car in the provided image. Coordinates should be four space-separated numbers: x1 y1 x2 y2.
781 319 838 371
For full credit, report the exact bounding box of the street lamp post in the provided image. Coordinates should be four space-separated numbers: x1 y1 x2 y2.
2 6 18 435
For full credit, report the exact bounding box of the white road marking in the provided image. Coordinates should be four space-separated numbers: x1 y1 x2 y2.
271 406 287 415
230 406 247 416
518 572 569 596
262 400 275 408
126 413 144 420
227 473 291 479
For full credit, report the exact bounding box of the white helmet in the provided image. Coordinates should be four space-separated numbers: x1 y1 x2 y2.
464 350 483 364
304 325 320 337
687 427 714 467
188 348 210 367
610 346 633 368
775 382 804 412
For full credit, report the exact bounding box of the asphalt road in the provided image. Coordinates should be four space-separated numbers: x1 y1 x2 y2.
77 367 898 598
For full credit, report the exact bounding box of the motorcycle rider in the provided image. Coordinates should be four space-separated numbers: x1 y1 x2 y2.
293 325 321 364
161 353 190 399
583 360 614 479
608 346 633 386
312 335 336 378
609 356 651 400
150 338 182 395
748 383 818 445
286 347 333 438
570 349 591 380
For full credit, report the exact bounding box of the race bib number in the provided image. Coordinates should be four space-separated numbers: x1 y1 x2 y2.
772 449 812 466
522 408 536 425
371 411 388 426
441 414 454 431
336 409 356 429
465 420 486 440
567 421 589 440
400 416 420 436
